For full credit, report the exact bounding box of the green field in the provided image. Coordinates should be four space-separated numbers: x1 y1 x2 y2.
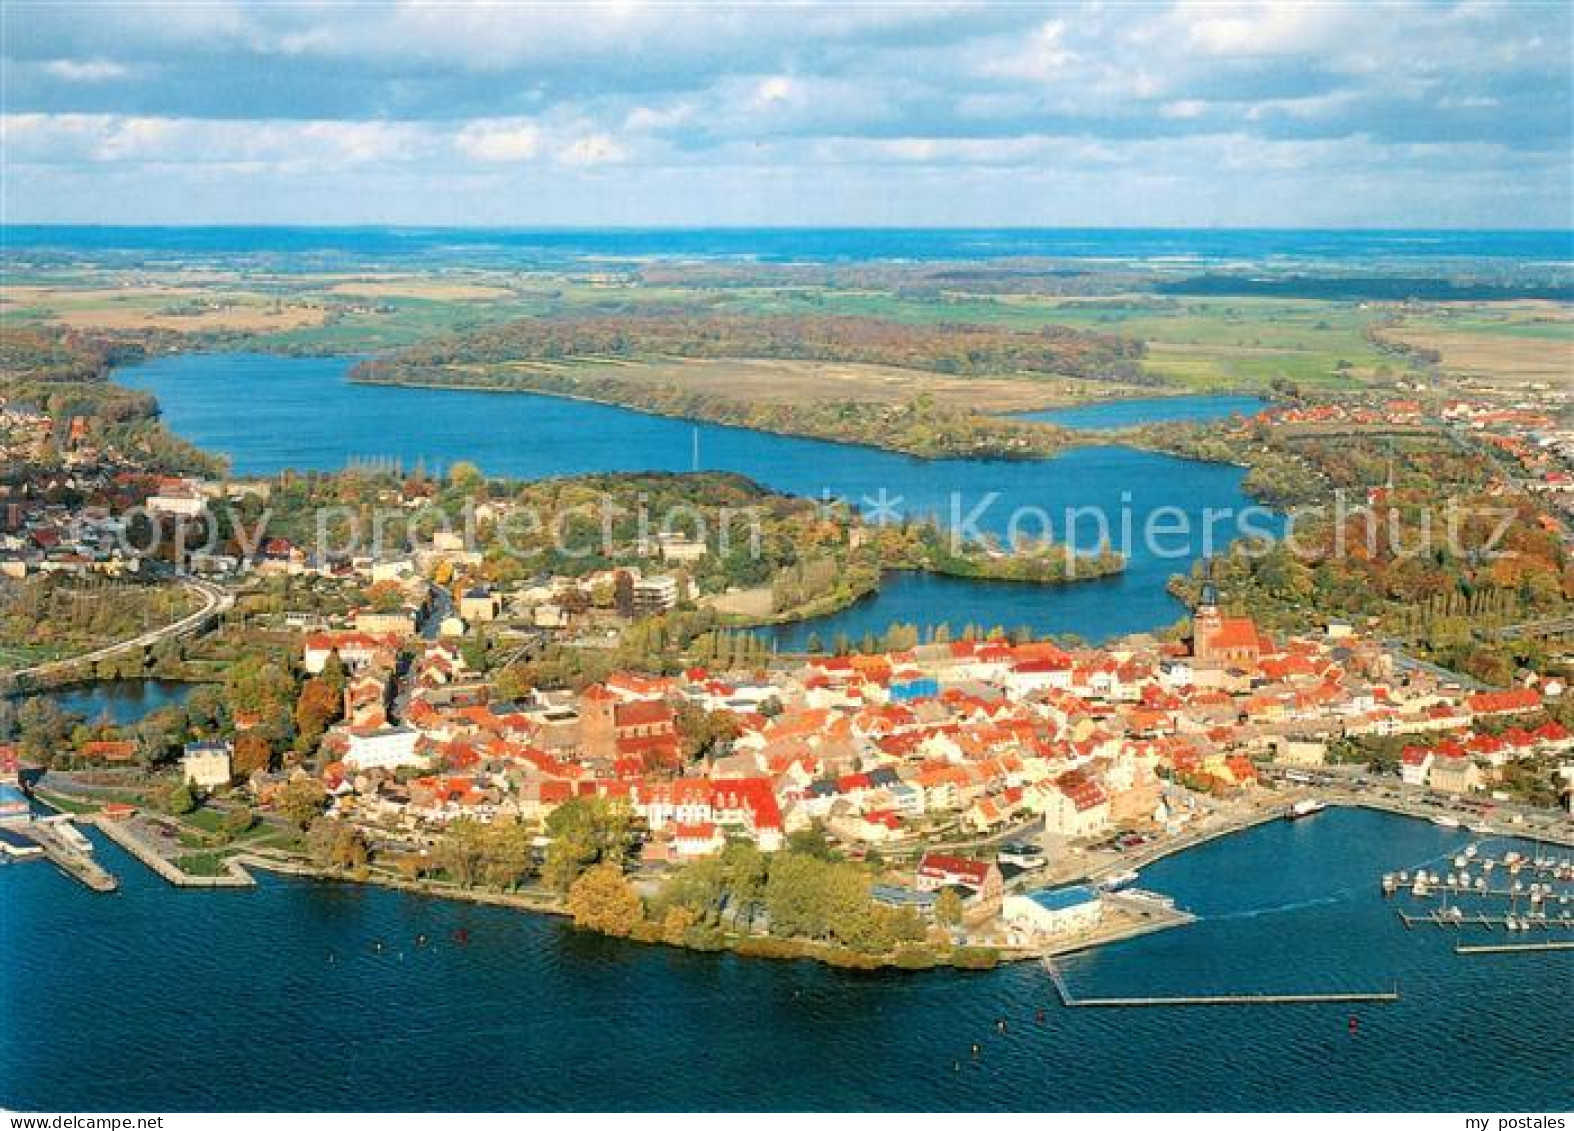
2 264 1438 394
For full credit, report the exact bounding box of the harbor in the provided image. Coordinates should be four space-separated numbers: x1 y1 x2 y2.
2 815 118 893
5 799 1568 1110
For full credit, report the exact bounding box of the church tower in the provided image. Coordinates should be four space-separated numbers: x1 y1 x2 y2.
1192 573 1223 662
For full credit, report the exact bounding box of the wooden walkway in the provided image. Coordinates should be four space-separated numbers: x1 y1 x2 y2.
1042 958 1400 1008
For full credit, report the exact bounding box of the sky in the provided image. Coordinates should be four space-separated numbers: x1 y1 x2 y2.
2 1 1571 228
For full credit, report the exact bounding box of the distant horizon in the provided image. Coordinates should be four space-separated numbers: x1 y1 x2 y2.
5 222 1574 233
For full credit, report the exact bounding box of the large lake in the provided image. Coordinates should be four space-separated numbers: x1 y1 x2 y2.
2 807 1566 1111
120 354 1274 645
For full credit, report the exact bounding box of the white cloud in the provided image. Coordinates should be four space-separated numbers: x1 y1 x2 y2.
750 76 799 109
1179 1 1356 56
1160 99 1208 120
558 133 627 167
42 58 129 82
981 19 1074 82
2 114 429 166
2 1 1567 225
455 119 542 162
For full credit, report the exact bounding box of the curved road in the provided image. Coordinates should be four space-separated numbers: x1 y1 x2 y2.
6 576 233 683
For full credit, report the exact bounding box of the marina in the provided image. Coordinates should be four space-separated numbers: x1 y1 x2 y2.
5 817 118 893
1380 840 1574 937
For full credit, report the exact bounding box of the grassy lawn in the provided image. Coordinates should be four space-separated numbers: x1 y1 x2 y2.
32 790 100 815
174 851 235 877
248 828 306 853
0 643 70 670
181 808 230 835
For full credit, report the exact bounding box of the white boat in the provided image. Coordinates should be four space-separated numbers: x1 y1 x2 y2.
1432 815 1461 829
1097 869 1140 892
54 822 93 854
1286 799 1327 820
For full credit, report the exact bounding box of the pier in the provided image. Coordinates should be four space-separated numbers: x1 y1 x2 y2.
1397 909 1574 930
13 819 118 893
1042 958 1400 1008
1455 941 1574 955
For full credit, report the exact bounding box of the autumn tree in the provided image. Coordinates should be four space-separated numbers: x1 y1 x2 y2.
294 677 342 754
933 888 964 928
222 805 255 840
223 654 297 726
542 797 634 890
566 862 643 937
134 705 187 768
15 698 72 765
306 817 369 872
479 817 535 890
674 702 742 762
275 777 328 829
232 730 273 778
436 818 487 888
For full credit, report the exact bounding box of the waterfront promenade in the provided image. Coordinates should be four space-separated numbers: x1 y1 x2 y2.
83 813 254 888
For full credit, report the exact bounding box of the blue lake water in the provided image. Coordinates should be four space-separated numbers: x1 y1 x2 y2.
16 679 197 724
2 807 1567 1111
1018 394 1268 431
120 354 1275 645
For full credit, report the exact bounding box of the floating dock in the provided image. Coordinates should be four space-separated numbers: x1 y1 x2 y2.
1397 910 1574 931
1042 958 1400 1008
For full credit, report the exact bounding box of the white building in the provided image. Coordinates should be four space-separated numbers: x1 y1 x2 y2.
181 741 233 789
632 574 681 615
1003 886 1104 937
342 726 426 772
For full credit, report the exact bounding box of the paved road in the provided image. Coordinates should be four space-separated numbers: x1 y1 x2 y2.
1381 638 1494 691
5 576 233 683
1485 616 1574 642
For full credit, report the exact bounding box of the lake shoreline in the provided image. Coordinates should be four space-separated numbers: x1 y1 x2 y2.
347 369 1087 462
34 778 1322 974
